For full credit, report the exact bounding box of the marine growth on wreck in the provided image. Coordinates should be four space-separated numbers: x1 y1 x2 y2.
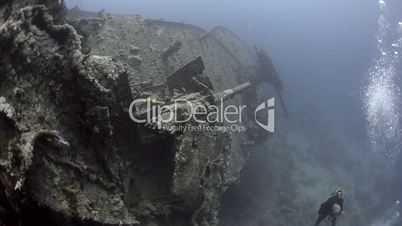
0 1 281 225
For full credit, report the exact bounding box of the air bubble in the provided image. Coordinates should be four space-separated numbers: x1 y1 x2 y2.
379 0 386 10
398 22 402 33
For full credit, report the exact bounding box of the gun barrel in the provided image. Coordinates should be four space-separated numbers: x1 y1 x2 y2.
215 81 251 101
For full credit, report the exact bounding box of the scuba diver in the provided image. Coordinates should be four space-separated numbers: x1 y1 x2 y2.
314 188 344 226
253 47 289 117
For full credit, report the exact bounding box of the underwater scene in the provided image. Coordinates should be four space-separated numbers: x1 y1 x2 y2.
0 0 401 225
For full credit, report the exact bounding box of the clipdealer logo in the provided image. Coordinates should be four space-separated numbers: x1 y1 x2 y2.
254 97 275 133
128 97 275 133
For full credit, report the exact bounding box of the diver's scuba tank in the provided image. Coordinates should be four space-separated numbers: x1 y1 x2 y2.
332 204 342 216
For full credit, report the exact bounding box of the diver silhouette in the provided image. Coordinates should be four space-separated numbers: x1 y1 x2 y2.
253 47 289 117
314 188 344 226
